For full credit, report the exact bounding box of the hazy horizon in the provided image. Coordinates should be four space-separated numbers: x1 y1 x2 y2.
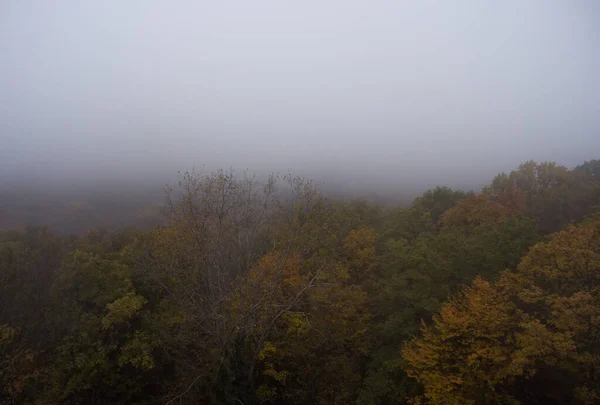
2 1 599 193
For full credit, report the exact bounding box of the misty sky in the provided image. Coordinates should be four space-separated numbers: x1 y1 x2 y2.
1 1 599 191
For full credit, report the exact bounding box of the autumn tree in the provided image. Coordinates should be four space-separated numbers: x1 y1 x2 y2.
2 159 600 404
252 226 376 404
487 161 600 233
403 218 600 405
412 186 470 228
127 170 368 403
361 192 538 405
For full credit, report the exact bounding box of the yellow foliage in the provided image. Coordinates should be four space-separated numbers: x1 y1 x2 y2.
247 252 305 295
403 219 600 404
439 194 509 234
343 227 377 279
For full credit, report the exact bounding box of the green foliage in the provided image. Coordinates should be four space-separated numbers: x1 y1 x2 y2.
102 292 148 330
403 218 600 405
1 160 599 404
412 186 470 226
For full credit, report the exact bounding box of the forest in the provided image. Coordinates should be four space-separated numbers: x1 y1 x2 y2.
1 159 600 405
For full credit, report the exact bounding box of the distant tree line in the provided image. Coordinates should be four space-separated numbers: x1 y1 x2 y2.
1 159 599 404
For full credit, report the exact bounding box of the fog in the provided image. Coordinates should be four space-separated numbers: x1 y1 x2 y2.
1 0 599 195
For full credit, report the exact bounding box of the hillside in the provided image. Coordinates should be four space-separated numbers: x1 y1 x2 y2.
1 159 600 404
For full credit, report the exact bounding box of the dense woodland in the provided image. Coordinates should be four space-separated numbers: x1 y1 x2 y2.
1 159 600 404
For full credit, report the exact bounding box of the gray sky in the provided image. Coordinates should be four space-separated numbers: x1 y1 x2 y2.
1 0 599 191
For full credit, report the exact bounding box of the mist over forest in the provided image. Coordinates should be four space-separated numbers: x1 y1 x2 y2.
2 1 600 404
2 1 599 193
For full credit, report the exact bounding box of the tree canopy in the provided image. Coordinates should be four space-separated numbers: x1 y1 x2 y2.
1 160 599 404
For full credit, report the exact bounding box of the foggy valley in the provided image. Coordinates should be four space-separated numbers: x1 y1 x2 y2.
2 1 599 233
1 1 600 404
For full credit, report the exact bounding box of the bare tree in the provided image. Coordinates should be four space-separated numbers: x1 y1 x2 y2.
132 169 333 403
